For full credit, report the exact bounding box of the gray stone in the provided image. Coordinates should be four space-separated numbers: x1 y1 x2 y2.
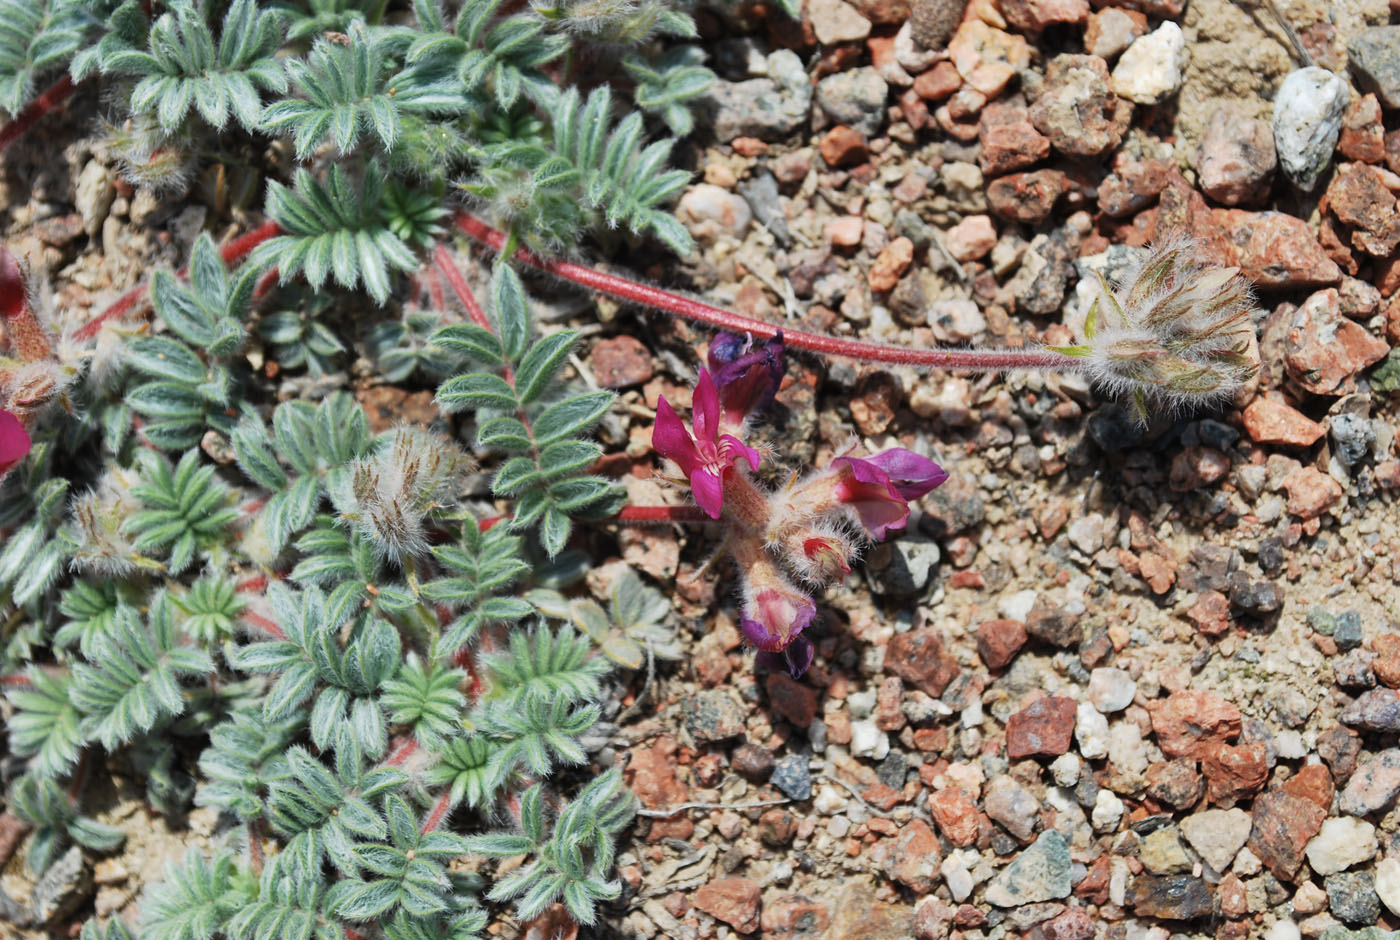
770 752 812 800
984 775 1040 842
809 0 871 44
700 51 811 142
1341 689 1400 733
1335 611 1365 651
1327 871 1381 926
737 172 789 245
1348 27 1400 110
985 831 1072 907
867 538 940 596
1332 415 1376 468
1272 66 1348 192
815 67 889 137
684 690 747 743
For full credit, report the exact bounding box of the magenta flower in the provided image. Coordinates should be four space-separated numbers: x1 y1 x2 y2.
0 410 30 474
741 585 818 678
832 449 948 540
652 368 760 519
707 332 785 430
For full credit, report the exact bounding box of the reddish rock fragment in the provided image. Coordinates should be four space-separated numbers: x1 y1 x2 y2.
1374 634 1400 689
1185 590 1232 638
928 787 981 846
1247 788 1328 882
1218 873 1249 919
1149 689 1242 759
1201 740 1268 806
1216 210 1342 289
948 20 1031 98
1196 106 1276 206
765 674 820 728
869 236 915 292
1096 155 1171 217
760 895 831 938
887 819 943 892
1283 288 1390 396
1340 94 1385 163
1281 763 1335 811
1084 7 1147 59
1006 695 1077 759
694 877 761 933
819 125 869 167
987 170 1066 223
1281 467 1343 520
590 336 655 388
913 60 962 100
978 113 1050 176
945 214 997 261
1242 396 1325 446
1146 759 1205 810
998 0 1088 32
1042 908 1095 940
1169 446 1229 492
884 628 960 697
758 808 798 846
977 618 1027 670
626 735 693 840
1324 162 1400 257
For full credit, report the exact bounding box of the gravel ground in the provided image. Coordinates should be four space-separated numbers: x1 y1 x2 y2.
4 0 1400 937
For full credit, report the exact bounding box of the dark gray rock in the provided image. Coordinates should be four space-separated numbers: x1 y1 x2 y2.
815 67 889 137
1341 689 1400 733
738 172 789 245
1326 871 1380 926
770 752 812 800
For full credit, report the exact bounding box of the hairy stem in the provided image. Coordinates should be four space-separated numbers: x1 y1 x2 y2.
0 75 78 154
452 213 1081 373
419 788 454 835
75 220 283 341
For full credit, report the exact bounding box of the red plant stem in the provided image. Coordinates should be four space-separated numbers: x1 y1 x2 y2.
0 75 77 154
75 220 283 341
452 213 1080 372
247 820 265 875
0 673 32 686
241 610 286 640
433 243 493 331
384 738 419 768
479 505 714 532
420 789 454 835
344 930 373 940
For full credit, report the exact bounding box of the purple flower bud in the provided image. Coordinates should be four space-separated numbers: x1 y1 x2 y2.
707 332 785 429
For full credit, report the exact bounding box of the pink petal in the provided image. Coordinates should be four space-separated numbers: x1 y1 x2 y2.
0 248 25 321
652 396 701 475
690 467 725 519
691 368 720 445
719 434 760 472
0 410 30 471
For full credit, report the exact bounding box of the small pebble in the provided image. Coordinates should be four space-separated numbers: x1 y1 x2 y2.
1273 67 1349 191
1110 22 1186 104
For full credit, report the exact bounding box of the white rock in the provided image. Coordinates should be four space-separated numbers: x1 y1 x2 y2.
895 21 942 72
1091 789 1124 831
1067 513 1104 555
1111 22 1187 104
1272 66 1349 191
1075 701 1110 759
941 857 974 901
813 785 848 815
1107 721 1148 776
1050 753 1081 787
676 183 752 240
1180 809 1252 872
849 719 889 759
1376 857 1400 917
1088 667 1136 713
1264 921 1301 940
927 298 987 342
1233 846 1262 876
847 689 877 719
1305 817 1377 875
999 589 1038 623
808 0 871 45
75 160 114 238
1275 730 1307 760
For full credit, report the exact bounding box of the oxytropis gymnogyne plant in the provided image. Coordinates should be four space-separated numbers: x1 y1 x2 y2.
0 0 1265 936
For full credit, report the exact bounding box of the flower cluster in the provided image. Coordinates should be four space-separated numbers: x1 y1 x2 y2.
653 333 947 677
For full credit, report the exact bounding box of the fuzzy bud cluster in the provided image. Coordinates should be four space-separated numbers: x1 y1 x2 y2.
1050 238 1258 424
653 333 946 677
